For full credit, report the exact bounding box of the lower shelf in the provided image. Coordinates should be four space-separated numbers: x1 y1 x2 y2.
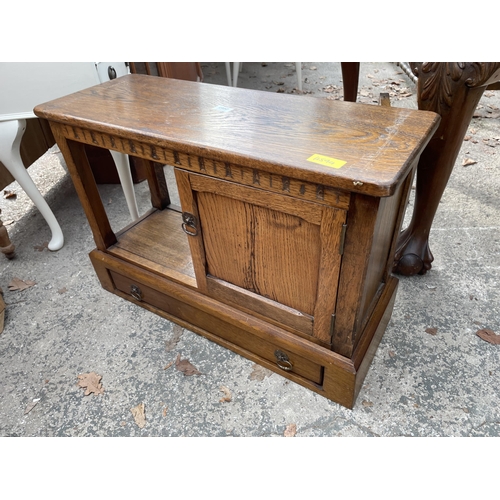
90 248 398 409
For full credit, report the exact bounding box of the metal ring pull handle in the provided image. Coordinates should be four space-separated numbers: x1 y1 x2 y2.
181 212 198 236
274 350 293 371
130 284 143 301
181 222 198 236
276 359 293 371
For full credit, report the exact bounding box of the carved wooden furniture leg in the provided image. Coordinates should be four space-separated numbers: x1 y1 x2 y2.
341 62 360 102
393 62 500 276
0 213 15 259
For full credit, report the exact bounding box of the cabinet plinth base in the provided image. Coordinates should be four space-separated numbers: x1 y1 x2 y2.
90 249 398 409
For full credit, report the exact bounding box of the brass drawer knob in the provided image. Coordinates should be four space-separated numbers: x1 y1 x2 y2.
274 350 293 371
130 284 143 301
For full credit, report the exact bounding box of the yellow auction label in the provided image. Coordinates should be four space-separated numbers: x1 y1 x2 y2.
307 154 346 169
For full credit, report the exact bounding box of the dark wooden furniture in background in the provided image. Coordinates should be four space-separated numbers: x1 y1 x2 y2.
340 62 360 103
342 62 500 276
0 118 55 183
394 62 500 275
129 62 203 82
35 74 439 408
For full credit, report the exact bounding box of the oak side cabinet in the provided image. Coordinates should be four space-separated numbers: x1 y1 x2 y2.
35 74 440 408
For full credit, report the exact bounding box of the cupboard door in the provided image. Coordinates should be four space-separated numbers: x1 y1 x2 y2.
175 169 346 344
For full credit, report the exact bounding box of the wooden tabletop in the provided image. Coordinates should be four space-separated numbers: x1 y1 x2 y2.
34 74 440 197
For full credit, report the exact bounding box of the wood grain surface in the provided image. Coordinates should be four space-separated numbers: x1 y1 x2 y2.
35 74 440 197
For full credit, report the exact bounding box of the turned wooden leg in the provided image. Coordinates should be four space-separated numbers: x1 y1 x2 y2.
393 62 500 276
341 62 360 102
0 214 15 259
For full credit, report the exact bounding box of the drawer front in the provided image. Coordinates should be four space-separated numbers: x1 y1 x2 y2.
110 270 323 384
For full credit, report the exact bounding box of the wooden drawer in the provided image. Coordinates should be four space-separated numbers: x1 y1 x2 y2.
109 270 324 385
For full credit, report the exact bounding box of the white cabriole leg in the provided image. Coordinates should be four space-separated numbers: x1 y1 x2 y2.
233 63 240 87
295 62 302 91
109 150 139 221
0 119 64 251
225 62 232 86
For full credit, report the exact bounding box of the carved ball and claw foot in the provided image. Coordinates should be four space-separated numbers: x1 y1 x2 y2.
391 62 500 277
393 226 433 276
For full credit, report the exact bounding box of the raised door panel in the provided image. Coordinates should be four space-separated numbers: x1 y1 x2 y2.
198 190 321 315
197 191 255 292
175 168 346 344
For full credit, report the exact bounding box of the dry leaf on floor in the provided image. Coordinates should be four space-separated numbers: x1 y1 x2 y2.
8 277 36 292
58 287 68 294
165 324 183 351
163 360 174 370
219 386 232 403
24 399 40 414
462 158 477 166
77 372 105 395
131 403 146 428
425 327 438 336
362 400 374 407
284 424 297 437
473 109 500 119
476 328 500 345
34 242 49 252
3 190 16 199
249 364 272 381
175 353 201 376
162 406 168 417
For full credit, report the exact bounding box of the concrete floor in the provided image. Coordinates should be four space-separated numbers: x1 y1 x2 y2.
1 62 499 438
